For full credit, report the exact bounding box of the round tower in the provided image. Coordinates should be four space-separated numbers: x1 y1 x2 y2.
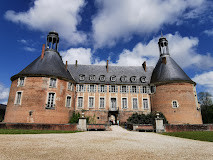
150 36 202 124
4 32 75 124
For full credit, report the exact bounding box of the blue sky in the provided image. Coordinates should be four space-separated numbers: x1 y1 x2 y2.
1 0 213 104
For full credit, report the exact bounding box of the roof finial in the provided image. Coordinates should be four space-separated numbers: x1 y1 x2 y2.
161 31 163 37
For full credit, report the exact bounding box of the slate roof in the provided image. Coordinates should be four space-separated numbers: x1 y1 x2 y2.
68 64 154 85
11 49 75 81
151 55 194 84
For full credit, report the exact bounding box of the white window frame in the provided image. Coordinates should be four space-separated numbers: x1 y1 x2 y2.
121 97 128 109
46 92 56 109
49 78 57 88
76 84 86 92
132 98 138 109
98 85 107 93
17 77 25 87
110 75 116 82
143 98 149 110
89 75 95 81
110 97 117 109
88 96 95 108
79 75 85 81
65 96 72 108
88 84 96 92
109 85 118 93
99 75 105 82
172 100 179 108
131 86 138 93
67 82 73 91
99 97 105 109
14 91 23 105
120 85 128 93
77 97 84 108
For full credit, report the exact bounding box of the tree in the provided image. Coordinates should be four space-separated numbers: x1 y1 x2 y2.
198 92 213 124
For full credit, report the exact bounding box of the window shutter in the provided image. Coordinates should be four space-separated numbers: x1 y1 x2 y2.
126 86 129 93
109 85 111 92
104 85 107 92
94 85 96 92
115 85 118 93
136 86 139 93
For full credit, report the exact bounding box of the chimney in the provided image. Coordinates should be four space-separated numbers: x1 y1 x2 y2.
75 60 78 67
65 61 68 71
142 61 146 72
162 57 167 64
106 60 109 72
41 44 45 59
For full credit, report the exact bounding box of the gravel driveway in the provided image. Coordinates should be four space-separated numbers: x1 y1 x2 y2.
0 126 213 160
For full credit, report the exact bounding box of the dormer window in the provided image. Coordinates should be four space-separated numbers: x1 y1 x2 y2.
140 76 146 83
89 75 95 81
49 78 56 88
110 75 116 82
99 75 105 82
130 76 136 82
120 76 127 82
79 75 85 81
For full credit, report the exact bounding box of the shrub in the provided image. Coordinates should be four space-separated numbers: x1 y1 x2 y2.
69 112 80 124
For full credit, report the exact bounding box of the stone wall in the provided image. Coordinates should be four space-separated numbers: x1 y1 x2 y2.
4 77 75 124
0 122 77 131
151 83 202 124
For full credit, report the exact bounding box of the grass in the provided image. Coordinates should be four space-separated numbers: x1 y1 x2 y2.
162 131 213 142
0 129 80 134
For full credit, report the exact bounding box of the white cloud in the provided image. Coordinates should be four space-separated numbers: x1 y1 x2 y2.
203 29 213 36
24 47 36 52
0 83 9 104
192 71 213 96
92 0 205 48
61 48 93 65
5 0 87 45
17 39 28 44
116 33 213 69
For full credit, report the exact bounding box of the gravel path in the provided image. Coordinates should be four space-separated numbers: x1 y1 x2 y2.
0 126 213 160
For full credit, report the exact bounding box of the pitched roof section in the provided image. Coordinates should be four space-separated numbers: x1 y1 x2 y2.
11 49 75 81
68 64 154 85
150 55 194 85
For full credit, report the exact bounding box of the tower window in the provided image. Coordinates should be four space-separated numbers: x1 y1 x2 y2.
49 78 56 88
68 82 73 91
18 77 25 86
46 93 55 109
15 91 22 105
172 100 178 108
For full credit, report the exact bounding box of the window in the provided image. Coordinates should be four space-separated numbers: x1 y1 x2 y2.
122 98 127 109
88 84 96 92
89 75 95 81
130 76 136 82
110 75 116 82
98 85 107 93
15 91 22 105
89 97 94 108
66 96 71 107
120 86 128 93
132 98 138 109
46 93 55 109
100 97 105 108
172 100 178 108
151 86 156 93
143 99 149 110
142 86 147 93
131 86 138 93
79 75 85 81
99 75 105 82
49 78 56 88
68 82 73 91
120 76 127 82
77 84 85 92
140 76 146 83
18 77 25 86
78 97 83 108
109 85 118 93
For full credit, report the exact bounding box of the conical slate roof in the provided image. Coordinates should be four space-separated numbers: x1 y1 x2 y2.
11 49 75 81
150 55 194 85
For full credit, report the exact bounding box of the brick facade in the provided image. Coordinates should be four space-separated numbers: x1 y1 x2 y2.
151 83 202 124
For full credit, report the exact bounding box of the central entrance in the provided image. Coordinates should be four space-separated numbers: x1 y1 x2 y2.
109 98 119 125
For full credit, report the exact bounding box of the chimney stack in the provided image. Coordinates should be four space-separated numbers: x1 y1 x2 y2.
142 61 146 72
75 60 78 67
65 61 68 71
106 60 109 72
41 44 45 59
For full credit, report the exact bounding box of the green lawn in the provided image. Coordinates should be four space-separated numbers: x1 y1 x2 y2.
0 129 80 134
162 131 213 142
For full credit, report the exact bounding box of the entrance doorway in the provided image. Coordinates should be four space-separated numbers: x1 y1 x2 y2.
108 111 119 125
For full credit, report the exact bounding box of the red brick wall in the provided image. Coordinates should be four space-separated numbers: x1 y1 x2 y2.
151 83 202 124
165 124 213 132
4 77 75 124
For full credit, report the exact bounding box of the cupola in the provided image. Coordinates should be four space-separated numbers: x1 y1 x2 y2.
46 31 59 51
158 36 169 57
